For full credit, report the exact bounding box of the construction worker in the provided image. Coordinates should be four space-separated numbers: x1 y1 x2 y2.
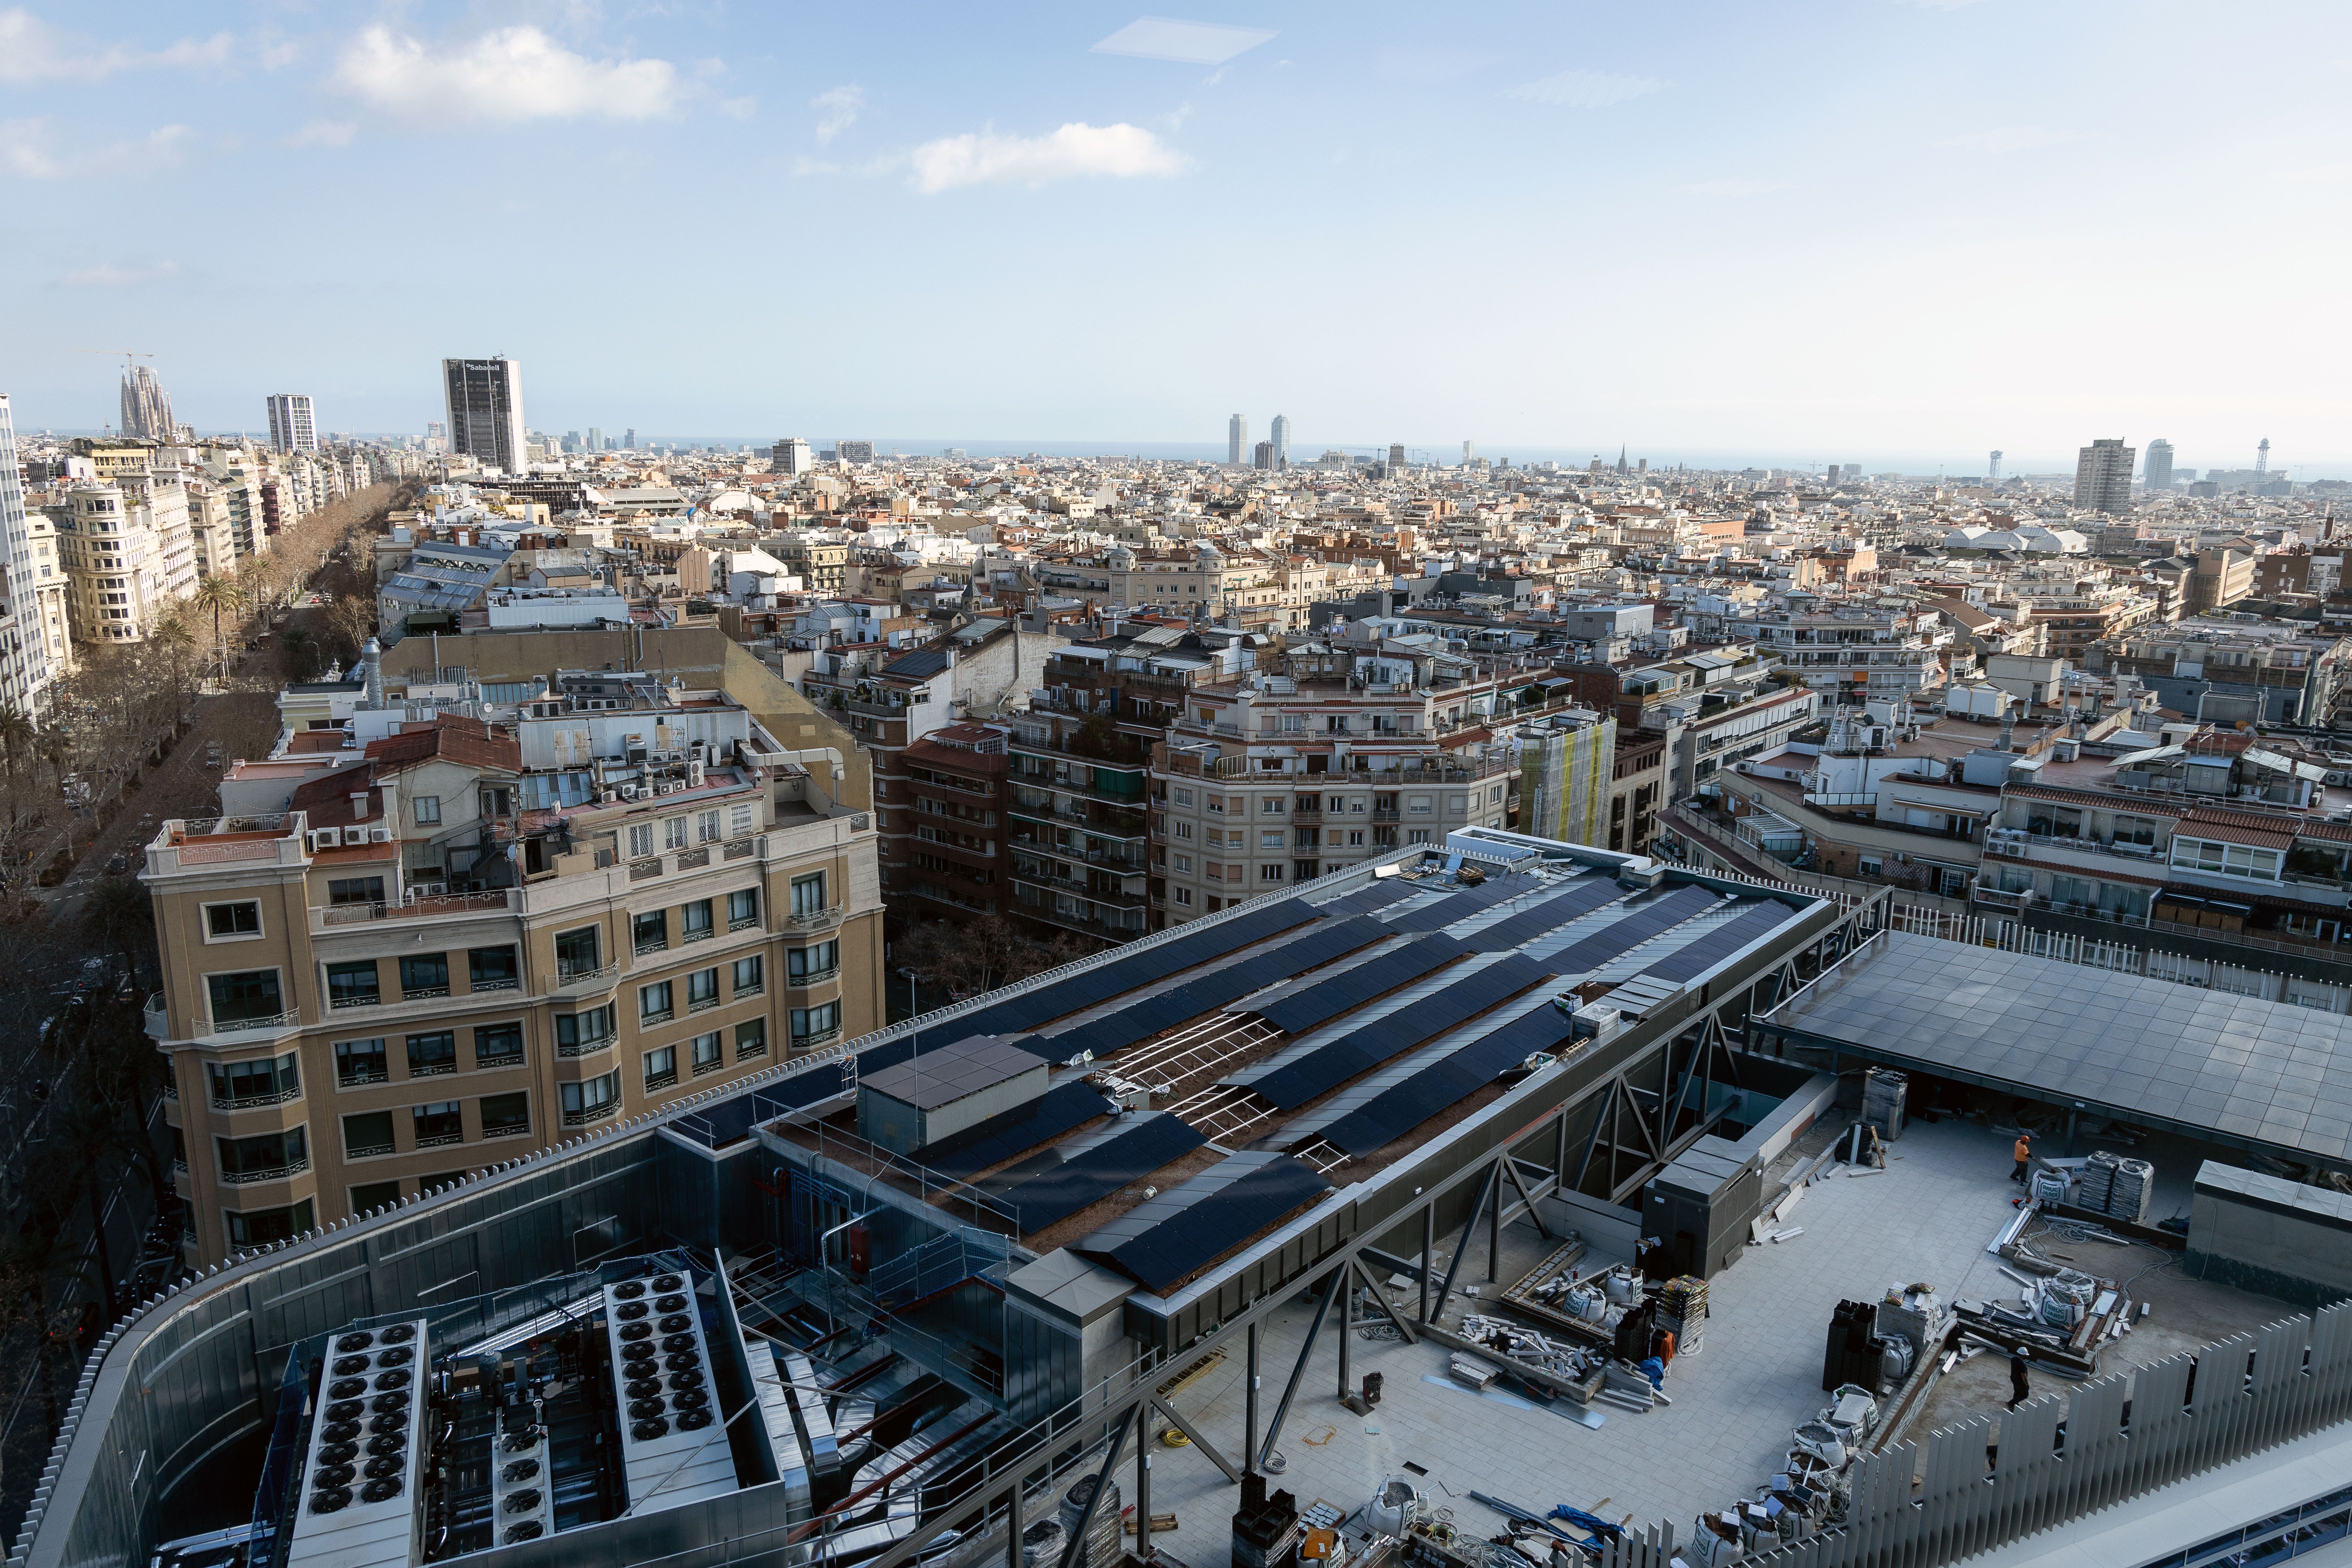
2011 1132 2033 1186
2007 1352 2032 1410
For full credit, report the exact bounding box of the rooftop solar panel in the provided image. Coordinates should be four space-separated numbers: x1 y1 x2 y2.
1385 877 1526 933
1319 1004 1576 1156
1240 953 1556 1110
1639 900 1801 982
1459 877 1629 953
1311 880 1419 917
1252 933 1471 1035
1038 919 1385 1061
1538 884 1721 975
990 1112 1208 1233
911 1079 1117 1180
1075 1152 1334 1293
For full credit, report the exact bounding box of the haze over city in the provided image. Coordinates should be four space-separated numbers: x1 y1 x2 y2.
5 1 2351 469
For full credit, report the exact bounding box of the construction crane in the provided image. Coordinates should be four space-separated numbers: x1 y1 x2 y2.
72 348 154 374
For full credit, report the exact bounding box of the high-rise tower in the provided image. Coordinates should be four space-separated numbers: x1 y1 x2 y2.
0 395 70 713
1269 415 1289 470
2258 438 2271 476
265 394 318 454
2144 439 2174 490
1228 414 1247 465
441 358 527 474
2074 438 2136 514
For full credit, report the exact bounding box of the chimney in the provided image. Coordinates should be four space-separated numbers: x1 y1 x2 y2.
350 790 370 820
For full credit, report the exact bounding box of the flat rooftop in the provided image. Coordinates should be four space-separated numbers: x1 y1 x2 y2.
1766 931 2352 1171
1135 1115 2300 1545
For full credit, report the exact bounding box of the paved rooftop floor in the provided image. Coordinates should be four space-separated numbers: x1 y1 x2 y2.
1139 1116 2295 1555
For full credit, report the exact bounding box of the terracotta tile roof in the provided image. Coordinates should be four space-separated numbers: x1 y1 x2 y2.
290 764 385 831
363 713 521 774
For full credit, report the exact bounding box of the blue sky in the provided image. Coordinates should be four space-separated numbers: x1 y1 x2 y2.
5 1 2350 474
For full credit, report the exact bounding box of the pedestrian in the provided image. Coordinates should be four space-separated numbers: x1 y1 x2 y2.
2007 1352 2032 1410
2011 1132 2033 1186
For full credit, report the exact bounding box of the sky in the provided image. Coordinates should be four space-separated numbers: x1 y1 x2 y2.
4 1 2350 476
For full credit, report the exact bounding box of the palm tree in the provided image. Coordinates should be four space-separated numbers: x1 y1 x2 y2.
190 574 250 683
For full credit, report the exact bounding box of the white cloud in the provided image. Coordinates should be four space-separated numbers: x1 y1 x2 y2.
0 118 194 178
62 260 178 287
718 96 757 122
1504 69 1664 108
332 24 680 123
0 8 233 82
1937 126 2076 153
812 84 862 143
287 119 356 149
1677 178 1783 196
908 122 1188 193
1092 17 1275 66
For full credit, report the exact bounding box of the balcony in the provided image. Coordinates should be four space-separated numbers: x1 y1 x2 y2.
555 1032 614 1059
202 1008 303 1039
791 1025 841 1051
144 994 169 1039
844 697 912 720
314 889 519 929
482 1121 532 1140
345 1140 394 1158
688 992 723 1014
219 1156 311 1187
209 1083 302 1112
787 963 840 988
545 960 620 996
1973 886 2036 912
645 1070 679 1091
562 1102 619 1128
790 907 842 932
729 913 761 932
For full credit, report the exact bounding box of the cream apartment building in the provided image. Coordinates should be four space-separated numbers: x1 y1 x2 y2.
145 663 880 1264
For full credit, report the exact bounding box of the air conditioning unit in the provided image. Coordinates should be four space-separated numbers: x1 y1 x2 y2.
369 826 391 843
313 827 340 848
408 882 446 898
620 784 640 800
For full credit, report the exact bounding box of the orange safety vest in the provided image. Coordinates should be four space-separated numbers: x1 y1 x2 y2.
2014 1138 2032 1164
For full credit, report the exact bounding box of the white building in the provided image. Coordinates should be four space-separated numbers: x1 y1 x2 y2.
0 396 72 712
52 467 196 646
265 394 318 454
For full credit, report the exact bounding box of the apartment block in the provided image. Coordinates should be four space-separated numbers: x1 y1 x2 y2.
146 660 881 1265
49 465 197 645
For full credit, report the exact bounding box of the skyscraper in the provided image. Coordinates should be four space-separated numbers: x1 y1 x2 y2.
624 428 636 450
121 363 174 442
2144 439 2175 490
265 394 318 455
2074 438 2136 514
1253 441 1274 471
772 437 814 477
441 357 527 474
1269 415 1290 470
1463 440 1477 464
586 425 603 453
1388 443 1406 470
1228 414 1247 465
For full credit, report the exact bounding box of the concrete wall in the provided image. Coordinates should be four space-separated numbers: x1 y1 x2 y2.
2185 1160 2352 1309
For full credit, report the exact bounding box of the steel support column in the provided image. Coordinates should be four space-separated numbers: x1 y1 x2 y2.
1257 1266 1340 1472
1243 1322 1259 1475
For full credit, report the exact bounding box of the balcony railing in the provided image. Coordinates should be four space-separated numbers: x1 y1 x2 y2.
210 1084 302 1112
338 1068 389 1087
790 907 842 931
562 1103 619 1128
219 1156 310 1187
401 986 451 1002
468 976 520 993
407 1061 456 1078
414 1129 463 1149
791 1025 841 1051
787 964 839 988
688 992 723 1014
144 994 169 1039
345 1141 394 1159
482 1121 531 1139
205 1008 302 1037
475 1050 524 1071
1972 886 2036 911
555 1033 614 1059
683 926 715 944
645 1070 679 1091
316 890 518 927
729 913 761 931
546 960 620 994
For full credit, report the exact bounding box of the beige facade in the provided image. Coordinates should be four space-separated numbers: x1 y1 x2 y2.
52 469 196 645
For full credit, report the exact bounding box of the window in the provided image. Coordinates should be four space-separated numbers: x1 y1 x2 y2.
633 910 668 954
715 952 760 999
1259 864 1285 881
2114 815 2158 848
1174 820 1193 839
468 946 519 991
350 1180 402 1213
335 1037 388 1086
328 877 385 907
1173 853 1193 873
204 901 261 939
473 1022 523 1068
342 1111 395 1159
792 873 826 917
1174 887 1193 906
2172 837 2282 880
207 1052 298 1109
1260 831 1285 849
1295 826 1318 848
1861 856 1884 877
1174 788 1193 807
405 1031 457 1077
1448 794 1468 813
480 788 511 818
217 1127 307 1182
788 941 837 985
667 1022 718 1079
411 1101 463 1148
206 969 284 1027
560 1070 620 1126
1293 860 1320 882
644 1046 678 1091
664 816 689 850
479 1092 530 1138
399 954 450 999
728 887 760 929
682 899 714 941
790 1000 841 1047
225 1200 313 1248
556 1004 615 1056
1261 797 1285 814
687 967 721 1012
413 795 441 825
628 823 654 859
554 925 602 979
731 803 755 837
1407 796 1432 815
1406 829 1431 845
326 960 380 1009
639 980 673 1024
698 809 721 843
735 1018 767 1061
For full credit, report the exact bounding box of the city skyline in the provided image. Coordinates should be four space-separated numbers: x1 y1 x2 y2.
1 2 2347 461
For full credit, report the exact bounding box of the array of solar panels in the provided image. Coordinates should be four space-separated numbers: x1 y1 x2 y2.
1384 876 1528 932
910 1080 1117 1181
1316 1002 1575 1156
1037 918 1384 1063
1075 1151 1334 1293
1636 899 1801 982
1308 879 1421 918
1252 932 1471 1035
986 1112 1207 1232
861 898 1319 1074
1240 953 1558 1110
1538 884 1722 974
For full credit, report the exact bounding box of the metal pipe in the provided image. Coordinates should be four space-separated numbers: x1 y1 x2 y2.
1244 1322 1259 1472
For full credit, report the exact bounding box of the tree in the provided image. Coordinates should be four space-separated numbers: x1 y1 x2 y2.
190 573 250 681
79 878 155 990
149 617 196 724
